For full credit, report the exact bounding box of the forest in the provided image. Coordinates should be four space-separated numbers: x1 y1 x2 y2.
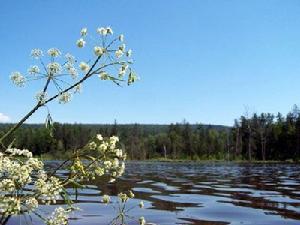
1 105 300 161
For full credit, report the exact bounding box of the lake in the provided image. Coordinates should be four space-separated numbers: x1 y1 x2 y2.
8 161 300 225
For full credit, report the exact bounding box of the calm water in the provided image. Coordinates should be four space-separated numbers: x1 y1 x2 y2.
8 161 300 225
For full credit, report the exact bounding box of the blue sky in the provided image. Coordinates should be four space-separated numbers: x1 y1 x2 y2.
1 0 300 126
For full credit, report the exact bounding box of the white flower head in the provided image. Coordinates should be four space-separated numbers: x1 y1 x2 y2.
88 141 97 150
47 48 61 57
58 92 72 104
128 190 135 198
79 62 90 72
80 27 88 36
96 134 103 141
98 71 109 80
119 44 126 52
67 67 78 79
10 72 26 87
47 62 61 75
46 207 69 225
115 50 123 58
94 46 104 56
31 49 43 59
106 27 113 35
25 197 38 211
65 53 75 64
28 65 40 75
0 179 15 192
118 192 128 203
101 195 110 204
76 38 86 48
97 27 107 36
36 91 47 104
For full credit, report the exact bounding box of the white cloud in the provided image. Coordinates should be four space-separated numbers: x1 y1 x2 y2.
0 113 10 123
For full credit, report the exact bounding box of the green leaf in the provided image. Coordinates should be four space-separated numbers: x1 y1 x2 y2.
45 113 54 137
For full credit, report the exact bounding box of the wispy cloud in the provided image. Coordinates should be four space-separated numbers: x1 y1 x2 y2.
0 113 10 123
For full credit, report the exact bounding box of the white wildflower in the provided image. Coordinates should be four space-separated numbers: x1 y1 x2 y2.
67 66 78 79
97 27 107 36
101 195 110 204
46 207 69 225
119 44 126 52
36 91 47 104
47 62 61 75
110 136 119 144
10 72 26 87
95 167 104 176
58 92 72 104
80 27 88 36
94 46 104 56
106 27 113 35
118 192 128 203
79 62 90 72
47 48 61 57
31 49 43 59
96 134 103 141
115 49 123 58
65 53 75 64
98 71 109 80
35 176 62 204
88 141 97 150
26 157 44 170
115 149 123 157
76 38 86 48
128 190 135 198
6 148 32 158
0 197 21 215
0 179 15 192
25 197 38 211
104 161 112 168
28 65 40 75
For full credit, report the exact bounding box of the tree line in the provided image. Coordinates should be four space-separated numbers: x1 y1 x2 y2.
1 106 300 161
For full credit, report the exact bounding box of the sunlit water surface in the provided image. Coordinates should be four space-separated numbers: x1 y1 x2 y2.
8 161 300 225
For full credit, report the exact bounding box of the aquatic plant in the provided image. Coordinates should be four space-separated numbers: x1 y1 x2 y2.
0 27 143 225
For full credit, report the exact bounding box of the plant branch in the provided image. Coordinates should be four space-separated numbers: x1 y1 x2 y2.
0 76 52 149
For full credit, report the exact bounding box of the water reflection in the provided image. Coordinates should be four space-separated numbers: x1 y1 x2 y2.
8 161 300 225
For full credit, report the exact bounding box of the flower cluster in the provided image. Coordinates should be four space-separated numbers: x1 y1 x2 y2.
10 71 25 87
10 26 138 107
70 134 126 183
75 26 138 85
0 148 62 217
4 26 139 225
0 197 21 216
35 176 63 204
46 207 69 225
